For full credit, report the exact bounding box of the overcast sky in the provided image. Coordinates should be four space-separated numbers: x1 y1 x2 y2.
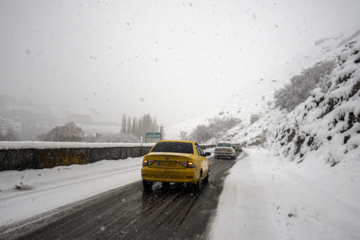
1 0 360 126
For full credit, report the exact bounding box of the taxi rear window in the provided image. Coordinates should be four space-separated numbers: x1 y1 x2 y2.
151 142 193 154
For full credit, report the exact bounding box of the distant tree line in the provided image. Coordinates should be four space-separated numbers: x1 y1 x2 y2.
182 116 241 143
0 112 162 142
0 127 19 141
274 60 336 111
121 113 160 139
88 132 139 143
34 113 161 143
37 122 85 142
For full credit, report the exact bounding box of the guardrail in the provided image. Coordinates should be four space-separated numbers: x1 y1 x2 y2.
0 142 216 171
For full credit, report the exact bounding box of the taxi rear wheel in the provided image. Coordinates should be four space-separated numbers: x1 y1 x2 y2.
192 171 202 191
204 168 209 182
143 180 153 191
162 182 170 190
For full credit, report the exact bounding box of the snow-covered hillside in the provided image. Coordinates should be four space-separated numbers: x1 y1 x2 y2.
166 29 360 141
230 35 360 166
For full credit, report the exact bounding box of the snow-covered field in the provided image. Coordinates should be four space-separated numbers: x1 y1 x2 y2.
1 147 359 239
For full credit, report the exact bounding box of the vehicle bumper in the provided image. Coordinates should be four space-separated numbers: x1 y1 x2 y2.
141 168 200 184
215 153 235 158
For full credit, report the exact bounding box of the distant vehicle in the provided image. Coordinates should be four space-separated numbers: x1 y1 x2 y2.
214 142 236 159
141 140 211 191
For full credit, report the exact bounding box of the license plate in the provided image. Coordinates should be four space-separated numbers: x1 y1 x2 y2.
158 161 177 167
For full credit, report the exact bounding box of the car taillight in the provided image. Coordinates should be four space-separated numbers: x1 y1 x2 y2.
179 161 195 168
187 162 195 168
143 160 155 166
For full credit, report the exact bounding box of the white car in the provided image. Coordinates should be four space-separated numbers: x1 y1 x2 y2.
214 142 236 159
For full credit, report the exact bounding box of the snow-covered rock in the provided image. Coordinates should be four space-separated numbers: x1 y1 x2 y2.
269 38 359 164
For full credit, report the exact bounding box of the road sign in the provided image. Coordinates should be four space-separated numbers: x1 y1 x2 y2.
146 132 161 139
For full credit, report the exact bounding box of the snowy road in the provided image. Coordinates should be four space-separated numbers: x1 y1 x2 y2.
0 153 239 239
1 147 359 239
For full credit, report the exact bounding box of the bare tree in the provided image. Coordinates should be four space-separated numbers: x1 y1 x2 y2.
180 131 188 140
274 60 336 111
37 122 85 142
121 114 127 134
0 127 19 141
131 117 137 135
126 116 131 134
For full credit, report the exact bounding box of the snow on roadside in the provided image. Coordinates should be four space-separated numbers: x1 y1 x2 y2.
209 147 360 240
0 157 143 226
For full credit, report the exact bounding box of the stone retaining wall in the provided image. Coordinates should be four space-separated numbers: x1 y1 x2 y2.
0 144 215 171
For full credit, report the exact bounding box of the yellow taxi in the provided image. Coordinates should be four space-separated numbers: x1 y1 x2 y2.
141 140 211 191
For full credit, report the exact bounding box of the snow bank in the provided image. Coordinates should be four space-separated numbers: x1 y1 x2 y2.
209 147 360 240
0 157 143 226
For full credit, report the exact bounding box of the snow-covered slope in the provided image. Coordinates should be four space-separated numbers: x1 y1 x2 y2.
165 29 360 140
269 38 360 164
230 36 360 166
